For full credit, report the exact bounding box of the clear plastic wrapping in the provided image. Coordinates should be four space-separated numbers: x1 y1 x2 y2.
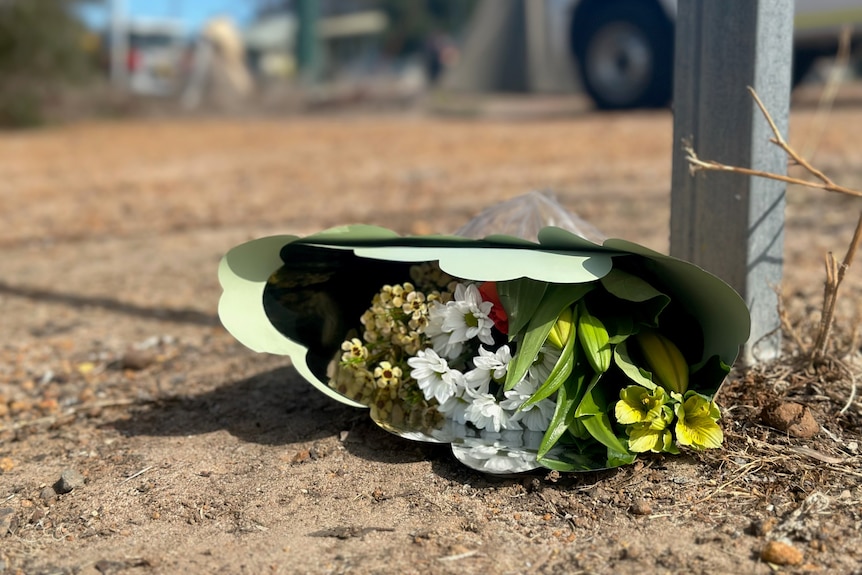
455 190 607 244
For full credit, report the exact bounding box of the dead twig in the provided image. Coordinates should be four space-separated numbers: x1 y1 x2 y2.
685 87 862 366
801 25 854 160
812 212 862 361
119 465 155 484
685 151 862 197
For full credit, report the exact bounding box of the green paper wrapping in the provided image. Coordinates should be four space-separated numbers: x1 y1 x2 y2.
218 225 750 474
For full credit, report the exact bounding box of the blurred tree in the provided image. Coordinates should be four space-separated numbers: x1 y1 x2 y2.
0 0 97 127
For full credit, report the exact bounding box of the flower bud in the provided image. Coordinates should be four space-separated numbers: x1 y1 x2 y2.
546 307 574 350
635 331 689 394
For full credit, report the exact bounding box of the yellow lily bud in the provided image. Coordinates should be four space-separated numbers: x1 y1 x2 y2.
635 331 689 394
546 307 574 350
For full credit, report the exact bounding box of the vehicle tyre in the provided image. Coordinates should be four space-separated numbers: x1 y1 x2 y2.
792 49 819 87
572 0 673 110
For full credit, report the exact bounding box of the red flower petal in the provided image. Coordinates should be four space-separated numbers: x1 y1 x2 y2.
479 281 509 334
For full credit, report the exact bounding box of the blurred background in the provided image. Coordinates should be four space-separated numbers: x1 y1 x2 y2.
2 0 862 127
0 0 482 126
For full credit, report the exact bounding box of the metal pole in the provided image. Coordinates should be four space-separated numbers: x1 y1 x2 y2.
670 0 793 364
295 0 320 85
109 0 128 90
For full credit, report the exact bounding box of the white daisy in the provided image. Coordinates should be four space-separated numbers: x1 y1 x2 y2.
436 393 470 425
441 283 496 346
425 301 465 360
463 344 512 396
527 345 561 386
516 398 556 432
464 392 508 432
407 348 464 404
472 345 511 381
463 366 491 396
500 379 556 432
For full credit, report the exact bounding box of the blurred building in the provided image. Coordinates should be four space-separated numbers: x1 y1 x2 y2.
244 1 388 82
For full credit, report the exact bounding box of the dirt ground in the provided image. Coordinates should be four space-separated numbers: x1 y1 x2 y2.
3 86 862 575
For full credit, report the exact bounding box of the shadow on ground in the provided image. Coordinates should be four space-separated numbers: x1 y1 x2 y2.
108 364 458 468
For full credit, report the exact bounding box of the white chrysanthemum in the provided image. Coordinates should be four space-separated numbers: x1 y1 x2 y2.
407 348 464 404
500 379 556 432
464 344 512 396
436 393 470 424
463 367 491 396
517 398 556 432
465 392 508 432
499 379 538 411
425 302 465 360
441 283 495 345
527 345 561 386
472 345 511 381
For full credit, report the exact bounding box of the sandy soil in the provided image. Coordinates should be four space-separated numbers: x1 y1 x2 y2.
2 89 862 574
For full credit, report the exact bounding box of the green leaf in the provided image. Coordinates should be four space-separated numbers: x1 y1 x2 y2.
574 372 605 418
520 310 577 409
573 377 634 456
536 455 583 473
606 448 638 467
567 416 590 439
538 450 605 472
536 366 588 459
577 300 611 373
505 283 594 390
497 278 547 338
600 268 669 304
613 339 657 390
605 315 635 344
581 413 631 455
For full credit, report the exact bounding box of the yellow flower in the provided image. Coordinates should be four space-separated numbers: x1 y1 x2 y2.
373 361 403 388
615 385 672 426
675 393 723 450
340 338 368 364
616 385 678 453
402 290 428 321
627 423 677 454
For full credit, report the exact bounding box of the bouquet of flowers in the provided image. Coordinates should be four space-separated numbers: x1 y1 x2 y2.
218 224 749 474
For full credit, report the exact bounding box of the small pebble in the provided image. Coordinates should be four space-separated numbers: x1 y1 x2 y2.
120 350 155 371
750 517 777 537
761 540 804 566
629 498 652 515
0 507 16 535
54 469 85 494
39 486 57 505
29 508 45 524
522 477 541 493
760 402 819 438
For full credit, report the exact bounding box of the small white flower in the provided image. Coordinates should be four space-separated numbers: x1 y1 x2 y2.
516 398 556 432
426 302 465 359
463 366 491 396
527 345 561 386
408 348 464 404
500 379 556 432
463 344 512 396
465 392 508 432
442 283 496 345
472 345 511 381
436 394 470 424
499 379 537 411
